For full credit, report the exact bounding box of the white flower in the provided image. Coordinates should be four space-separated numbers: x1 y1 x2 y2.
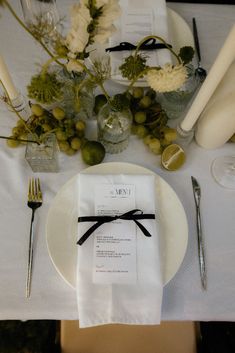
93 0 121 44
147 64 188 93
66 3 92 54
66 59 85 73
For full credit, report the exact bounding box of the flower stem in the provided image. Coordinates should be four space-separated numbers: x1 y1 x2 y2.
126 69 148 93
134 35 181 64
3 0 65 69
41 56 63 77
0 135 39 145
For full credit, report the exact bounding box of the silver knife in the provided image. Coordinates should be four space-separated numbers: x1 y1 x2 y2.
191 176 206 290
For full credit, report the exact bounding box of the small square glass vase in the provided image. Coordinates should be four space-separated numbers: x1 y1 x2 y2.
25 134 59 173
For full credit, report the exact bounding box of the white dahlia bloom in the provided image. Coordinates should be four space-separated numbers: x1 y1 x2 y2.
66 3 92 54
93 0 121 44
147 64 188 93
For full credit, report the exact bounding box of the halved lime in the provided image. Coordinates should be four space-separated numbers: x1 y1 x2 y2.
161 144 186 171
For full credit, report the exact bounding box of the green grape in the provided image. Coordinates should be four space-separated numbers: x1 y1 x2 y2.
134 111 147 124
75 120 86 131
139 96 152 109
65 148 77 156
56 130 67 141
149 138 161 154
143 134 154 146
31 104 44 117
132 87 144 99
52 107 66 120
12 126 21 136
58 141 70 152
6 137 20 148
164 128 177 143
19 133 28 144
136 125 148 138
42 123 52 132
16 119 26 127
71 137 82 150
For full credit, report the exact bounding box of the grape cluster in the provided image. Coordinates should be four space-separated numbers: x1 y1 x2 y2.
7 103 86 156
129 87 177 155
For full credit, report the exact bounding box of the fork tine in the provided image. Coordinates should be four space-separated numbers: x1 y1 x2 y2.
37 178 42 201
28 178 32 202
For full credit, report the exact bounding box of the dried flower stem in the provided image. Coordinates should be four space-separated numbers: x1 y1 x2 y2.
0 135 39 144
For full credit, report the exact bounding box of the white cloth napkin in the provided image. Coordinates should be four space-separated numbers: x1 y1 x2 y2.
109 0 171 83
77 174 163 328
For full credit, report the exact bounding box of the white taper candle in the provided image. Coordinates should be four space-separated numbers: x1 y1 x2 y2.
0 55 19 100
180 24 235 132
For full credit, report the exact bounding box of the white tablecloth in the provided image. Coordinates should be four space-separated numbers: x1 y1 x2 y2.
0 0 235 321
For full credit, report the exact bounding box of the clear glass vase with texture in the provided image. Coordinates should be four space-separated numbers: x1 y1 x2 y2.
160 66 201 120
25 133 59 173
97 103 132 154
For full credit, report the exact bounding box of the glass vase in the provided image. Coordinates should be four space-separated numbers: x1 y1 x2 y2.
159 65 201 120
97 103 132 154
25 133 59 173
57 69 95 120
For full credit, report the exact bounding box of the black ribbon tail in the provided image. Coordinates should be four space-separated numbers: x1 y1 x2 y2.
77 221 103 246
134 220 152 237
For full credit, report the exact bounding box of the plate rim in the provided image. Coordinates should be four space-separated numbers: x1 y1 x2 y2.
46 162 188 289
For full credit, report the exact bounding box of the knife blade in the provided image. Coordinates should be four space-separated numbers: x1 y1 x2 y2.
191 176 206 290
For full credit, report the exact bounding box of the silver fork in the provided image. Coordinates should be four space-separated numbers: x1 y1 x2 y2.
26 178 43 298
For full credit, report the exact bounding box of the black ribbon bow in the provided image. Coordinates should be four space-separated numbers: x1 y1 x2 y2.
105 38 172 52
77 209 155 246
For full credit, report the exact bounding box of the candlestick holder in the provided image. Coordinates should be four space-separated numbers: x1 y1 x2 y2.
1 91 31 120
175 124 195 148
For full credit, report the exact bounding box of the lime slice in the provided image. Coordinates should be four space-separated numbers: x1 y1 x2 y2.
161 144 186 171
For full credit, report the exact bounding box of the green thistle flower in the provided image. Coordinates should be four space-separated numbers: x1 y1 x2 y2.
119 54 147 81
178 46 194 65
27 72 62 104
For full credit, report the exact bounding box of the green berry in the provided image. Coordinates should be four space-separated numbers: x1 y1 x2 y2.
31 104 44 117
6 137 20 148
52 107 66 120
75 120 86 131
139 96 152 108
58 141 70 152
56 130 67 141
136 125 148 138
134 111 147 124
71 137 82 150
132 87 144 99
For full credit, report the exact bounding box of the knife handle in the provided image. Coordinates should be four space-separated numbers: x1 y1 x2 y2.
196 205 206 289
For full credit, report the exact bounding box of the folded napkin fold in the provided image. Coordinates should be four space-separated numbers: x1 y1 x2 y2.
109 0 171 82
77 174 163 328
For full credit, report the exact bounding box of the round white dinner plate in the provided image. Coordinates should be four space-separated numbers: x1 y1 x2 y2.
112 8 194 87
46 162 188 288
